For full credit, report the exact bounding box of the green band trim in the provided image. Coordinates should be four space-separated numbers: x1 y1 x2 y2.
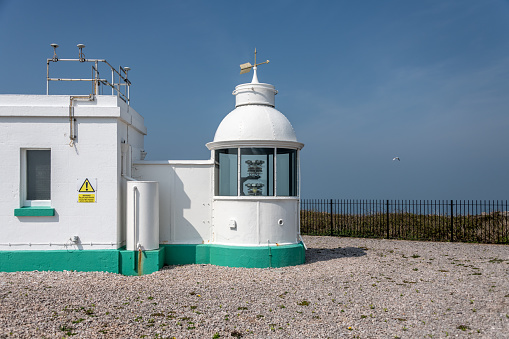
161 243 305 268
0 243 305 275
14 206 55 216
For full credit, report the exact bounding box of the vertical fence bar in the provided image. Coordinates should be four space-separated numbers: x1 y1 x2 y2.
450 200 453 242
330 199 333 236
386 199 389 238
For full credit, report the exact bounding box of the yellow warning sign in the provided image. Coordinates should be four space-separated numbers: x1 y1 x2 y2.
78 194 95 203
79 179 95 192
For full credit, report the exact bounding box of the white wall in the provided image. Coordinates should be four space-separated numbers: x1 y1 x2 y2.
133 161 213 244
0 95 146 250
212 198 299 246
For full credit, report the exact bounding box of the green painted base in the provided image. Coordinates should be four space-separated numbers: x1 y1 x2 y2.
0 249 121 273
0 243 305 275
162 243 306 268
0 248 165 276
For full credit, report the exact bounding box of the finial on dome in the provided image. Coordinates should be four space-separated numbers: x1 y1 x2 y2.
239 48 269 82
251 66 259 83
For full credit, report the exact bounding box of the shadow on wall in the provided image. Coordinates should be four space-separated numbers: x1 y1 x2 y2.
17 210 60 223
163 167 203 243
305 247 367 264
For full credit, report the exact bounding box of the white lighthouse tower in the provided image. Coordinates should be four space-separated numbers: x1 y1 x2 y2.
205 52 305 267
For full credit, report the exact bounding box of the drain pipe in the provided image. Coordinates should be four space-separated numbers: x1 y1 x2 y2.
132 185 138 270
267 240 272 268
69 94 94 147
137 242 143 276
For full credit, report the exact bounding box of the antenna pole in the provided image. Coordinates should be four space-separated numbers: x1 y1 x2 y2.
254 48 257 65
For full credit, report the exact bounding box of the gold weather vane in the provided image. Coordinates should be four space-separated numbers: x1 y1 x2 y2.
239 48 269 74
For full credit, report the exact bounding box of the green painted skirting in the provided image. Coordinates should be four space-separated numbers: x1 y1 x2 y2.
0 248 165 276
0 243 305 275
161 243 306 268
0 249 121 273
14 206 55 216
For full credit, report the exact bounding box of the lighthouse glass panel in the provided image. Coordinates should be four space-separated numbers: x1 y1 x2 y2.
276 149 297 196
240 148 274 196
215 149 238 196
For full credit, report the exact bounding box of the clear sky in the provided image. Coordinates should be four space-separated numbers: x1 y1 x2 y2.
1 0 508 200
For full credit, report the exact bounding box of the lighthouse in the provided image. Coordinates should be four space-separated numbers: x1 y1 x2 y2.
205 53 305 267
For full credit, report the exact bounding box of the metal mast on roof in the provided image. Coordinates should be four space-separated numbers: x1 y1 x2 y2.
46 43 132 105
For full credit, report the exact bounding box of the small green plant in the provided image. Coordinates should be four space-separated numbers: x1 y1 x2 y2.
457 325 470 331
297 300 310 306
237 306 248 310
59 324 76 336
213 333 220 339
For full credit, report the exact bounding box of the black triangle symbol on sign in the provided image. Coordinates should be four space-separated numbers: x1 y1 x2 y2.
79 179 95 192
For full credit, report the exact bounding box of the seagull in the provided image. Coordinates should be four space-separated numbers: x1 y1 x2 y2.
393 157 400 161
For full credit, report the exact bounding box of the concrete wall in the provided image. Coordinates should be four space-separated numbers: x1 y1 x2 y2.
0 95 146 251
133 161 213 244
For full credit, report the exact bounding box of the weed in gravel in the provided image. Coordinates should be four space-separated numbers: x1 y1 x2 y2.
212 333 220 339
412 254 420 258
238 306 248 310
59 324 76 336
488 258 504 263
71 318 84 324
457 325 470 331
297 300 310 306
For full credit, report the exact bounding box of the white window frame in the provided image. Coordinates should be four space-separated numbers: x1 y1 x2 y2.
20 148 51 207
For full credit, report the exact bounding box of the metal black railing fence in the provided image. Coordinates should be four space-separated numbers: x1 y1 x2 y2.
300 199 509 244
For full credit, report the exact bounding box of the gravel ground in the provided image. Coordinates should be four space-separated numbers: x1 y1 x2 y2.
1 236 509 339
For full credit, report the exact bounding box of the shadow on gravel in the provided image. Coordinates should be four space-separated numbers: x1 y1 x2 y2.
305 247 367 264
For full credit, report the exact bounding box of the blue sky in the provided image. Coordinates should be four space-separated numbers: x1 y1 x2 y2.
1 0 508 200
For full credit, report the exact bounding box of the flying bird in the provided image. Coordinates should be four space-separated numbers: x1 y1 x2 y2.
393 157 400 161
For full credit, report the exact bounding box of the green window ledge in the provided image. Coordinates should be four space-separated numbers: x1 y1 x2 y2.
14 206 55 217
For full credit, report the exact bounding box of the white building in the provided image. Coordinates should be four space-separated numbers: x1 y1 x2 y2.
0 48 304 275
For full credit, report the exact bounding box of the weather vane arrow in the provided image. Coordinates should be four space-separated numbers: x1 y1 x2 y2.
239 48 269 74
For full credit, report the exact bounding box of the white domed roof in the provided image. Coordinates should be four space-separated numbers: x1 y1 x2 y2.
206 67 303 150
213 105 298 142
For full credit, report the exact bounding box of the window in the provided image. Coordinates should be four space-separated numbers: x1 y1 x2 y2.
25 149 51 204
276 149 297 196
15 149 53 216
215 148 238 196
241 148 274 196
215 147 298 197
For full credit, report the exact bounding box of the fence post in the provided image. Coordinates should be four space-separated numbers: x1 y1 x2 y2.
450 200 454 242
386 200 389 238
330 199 333 236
